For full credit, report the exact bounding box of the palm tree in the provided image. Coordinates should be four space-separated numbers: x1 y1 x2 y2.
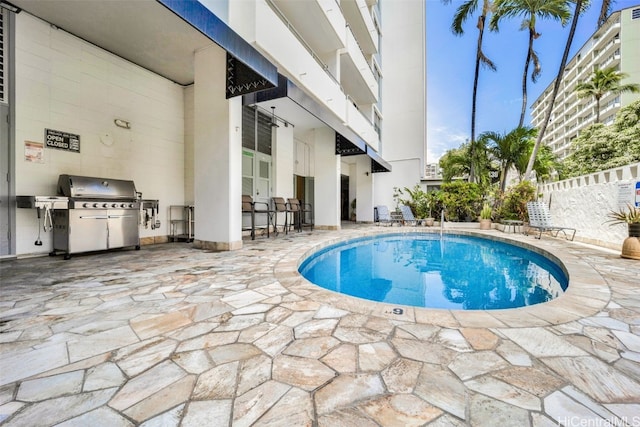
516 143 556 181
439 146 471 182
574 66 640 123
523 0 585 181
479 126 538 191
490 0 571 128
597 0 612 28
443 0 497 183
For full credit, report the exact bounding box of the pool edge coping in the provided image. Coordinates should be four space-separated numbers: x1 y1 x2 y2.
273 227 611 328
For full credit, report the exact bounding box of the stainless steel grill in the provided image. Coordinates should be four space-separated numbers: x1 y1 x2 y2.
51 175 141 259
18 175 145 259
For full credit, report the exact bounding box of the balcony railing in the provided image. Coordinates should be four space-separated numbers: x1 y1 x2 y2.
266 0 341 86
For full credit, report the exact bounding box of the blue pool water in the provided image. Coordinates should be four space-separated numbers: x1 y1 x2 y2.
299 233 569 310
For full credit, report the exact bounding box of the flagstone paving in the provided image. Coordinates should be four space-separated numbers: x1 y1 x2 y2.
1 225 639 426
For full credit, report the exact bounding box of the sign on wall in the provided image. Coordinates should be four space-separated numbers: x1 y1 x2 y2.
24 141 44 163
45 129 80 153
617 181 640 208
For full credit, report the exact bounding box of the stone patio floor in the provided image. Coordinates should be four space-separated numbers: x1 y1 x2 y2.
1 224 639 426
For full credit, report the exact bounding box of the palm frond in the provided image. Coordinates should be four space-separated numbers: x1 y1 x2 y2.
479 50 497 71
452 0 480 35
597 0 612 28
531 49 541 82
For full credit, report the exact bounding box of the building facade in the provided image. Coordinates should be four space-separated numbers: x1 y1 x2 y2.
530 5 640 160
0 0 426 257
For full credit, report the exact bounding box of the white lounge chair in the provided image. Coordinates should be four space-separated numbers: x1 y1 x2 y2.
399 205 418 226
375 205 401 226
526 201 576 241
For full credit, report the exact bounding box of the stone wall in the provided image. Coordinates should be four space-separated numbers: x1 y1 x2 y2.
537 162 640 250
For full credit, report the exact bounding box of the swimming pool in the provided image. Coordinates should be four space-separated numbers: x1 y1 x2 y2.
298 233 569 310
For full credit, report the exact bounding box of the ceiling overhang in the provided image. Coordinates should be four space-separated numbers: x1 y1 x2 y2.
244 74 391 173
10 0 277 91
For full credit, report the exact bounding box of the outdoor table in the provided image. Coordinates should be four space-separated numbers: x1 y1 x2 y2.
502 219 524 233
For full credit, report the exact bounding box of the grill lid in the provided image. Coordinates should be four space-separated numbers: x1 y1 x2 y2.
57 174 138 200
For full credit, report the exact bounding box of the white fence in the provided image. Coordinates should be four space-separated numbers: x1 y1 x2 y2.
537 162 640 250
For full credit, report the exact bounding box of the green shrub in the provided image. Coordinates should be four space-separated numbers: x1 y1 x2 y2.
440 181 483 222
496 181 537 221
399 185 432 219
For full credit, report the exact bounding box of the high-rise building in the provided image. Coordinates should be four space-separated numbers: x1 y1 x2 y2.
530 5 640 160
1 0 426 256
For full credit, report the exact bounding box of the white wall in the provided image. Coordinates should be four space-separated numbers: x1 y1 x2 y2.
374 158 422 210
184 85 195 204
274 124 295 198
538 163 640 250
374 0 426 208
14 13 186 255
379 0 426 164
193 46 242 250
355 156 374 222
313 128 341 229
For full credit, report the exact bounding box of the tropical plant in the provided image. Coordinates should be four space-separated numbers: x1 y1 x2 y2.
443 0 497 183
496 181 537 221
399 185 431 219
574 66 640 123
479 126 538 192
523 0 586 181
439 139 493 187
606 204 640 225
392 187 403 211
515 143 557 182
440 181 484 221
480 202 493 220
439 146 471 182
490 0 571 128
469 136 493 188
562 100 640 177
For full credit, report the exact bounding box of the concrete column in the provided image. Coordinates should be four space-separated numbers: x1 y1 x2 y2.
272 122 294 229
193 46 242 250
273 124 294 198
313 127 341 229
355 156 374 222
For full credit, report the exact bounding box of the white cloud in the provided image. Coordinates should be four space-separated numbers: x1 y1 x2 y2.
426 125 468 163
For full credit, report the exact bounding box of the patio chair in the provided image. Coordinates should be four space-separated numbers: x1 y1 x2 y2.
526 201 576 241
271 197 294 234
300 200 314 231
374 205 401 226
286 198 314 232
242 195 272 240
399 204 418 226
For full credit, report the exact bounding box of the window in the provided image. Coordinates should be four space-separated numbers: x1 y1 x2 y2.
242 106 272 156
242 106 273 201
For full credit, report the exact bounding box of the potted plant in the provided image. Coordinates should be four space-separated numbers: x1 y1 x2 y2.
607 204 640 260
480 202 492 230
350 199 356 222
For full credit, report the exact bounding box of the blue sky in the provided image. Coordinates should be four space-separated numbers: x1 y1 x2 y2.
425 0 639 163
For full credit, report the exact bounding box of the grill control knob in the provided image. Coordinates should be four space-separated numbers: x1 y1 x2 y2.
102 203 108 208
93 203 99 208
83 203 90 208
129 204 134 208
112 203 118 208
121 203 126 208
